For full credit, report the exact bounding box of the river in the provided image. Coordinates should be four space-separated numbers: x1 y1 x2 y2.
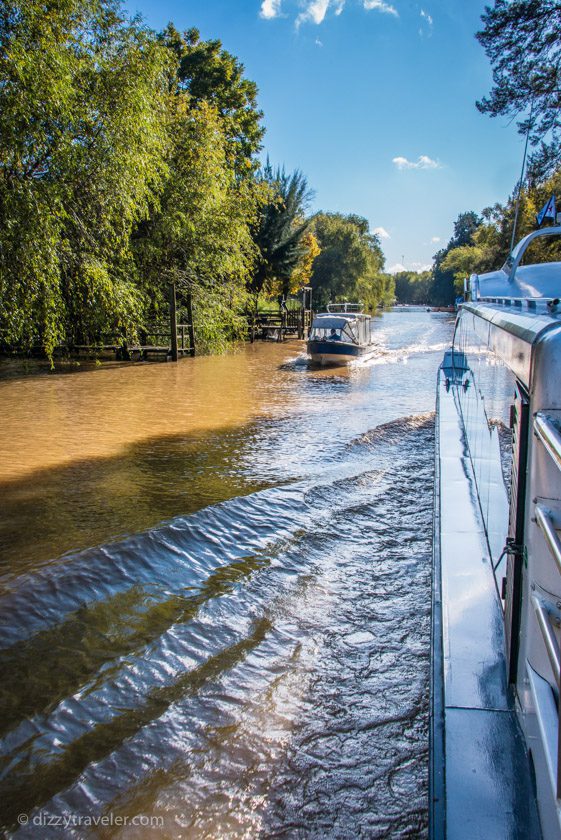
0 310 454 838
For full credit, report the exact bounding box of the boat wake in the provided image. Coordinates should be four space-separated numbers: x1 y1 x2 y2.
0 415 434 838
280 340 448 373
353 341 450 368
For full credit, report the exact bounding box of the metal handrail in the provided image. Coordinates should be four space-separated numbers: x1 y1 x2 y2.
532 595 561 686
535 412 561 473
535 504 561 578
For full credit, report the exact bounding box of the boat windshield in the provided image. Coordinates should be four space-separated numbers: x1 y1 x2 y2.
310 320 359 343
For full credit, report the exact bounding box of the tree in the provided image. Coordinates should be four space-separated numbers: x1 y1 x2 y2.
441 168 561 285
160 25 264 176
250 163 313 302
430 211 481 305
290 232 321 293
0 0 170 357
476 0 561 177
394 271 432 304
133 100 262 352
310 213 391 310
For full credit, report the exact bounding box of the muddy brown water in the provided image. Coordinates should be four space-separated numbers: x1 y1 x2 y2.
0 311 454 838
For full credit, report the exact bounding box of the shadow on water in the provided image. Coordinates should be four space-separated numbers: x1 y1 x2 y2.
0 617 271 829
0 554 269 737
0 422 280 582
0 414 437 838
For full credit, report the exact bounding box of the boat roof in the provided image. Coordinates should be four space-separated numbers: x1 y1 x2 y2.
311 315 357 329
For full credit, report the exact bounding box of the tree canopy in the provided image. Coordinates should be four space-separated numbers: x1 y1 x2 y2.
393 272 432 305
310 213 392 311
430 211 481 305
0 0 393 360
476 0 561 179
250 163 313 302
440 170 561 285
160 25 264 175
0 0 170 356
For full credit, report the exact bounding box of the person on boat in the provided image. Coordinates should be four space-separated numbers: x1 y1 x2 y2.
329 328 341 341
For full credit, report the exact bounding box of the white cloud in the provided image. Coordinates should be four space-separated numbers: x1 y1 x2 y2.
363 0 398 16
374 226 391 239
419 8 433 37
392 154 441 170
260 0 282 19
285 0 398 28
296 0 331 27
315 37 324 46
431 236 441 243
388 261 432 274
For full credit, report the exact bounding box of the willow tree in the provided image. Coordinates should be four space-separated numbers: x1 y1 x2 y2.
0 0 171 357
133 99 263 352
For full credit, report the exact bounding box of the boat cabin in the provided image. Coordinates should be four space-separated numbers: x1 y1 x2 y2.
310 305 371 347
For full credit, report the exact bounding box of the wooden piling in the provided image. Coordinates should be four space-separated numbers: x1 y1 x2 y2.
186 292 196 357
169 282 178 362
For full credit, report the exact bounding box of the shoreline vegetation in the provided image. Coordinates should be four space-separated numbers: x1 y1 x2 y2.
0 0 395 365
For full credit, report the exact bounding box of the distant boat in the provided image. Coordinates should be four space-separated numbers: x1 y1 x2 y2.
306 303 374 366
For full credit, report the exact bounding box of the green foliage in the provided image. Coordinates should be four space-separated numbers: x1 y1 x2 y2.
440 168 561 286
429 211 481 305
133 98 262 351
191 284 249 354
160 25 264 176
250 163 313 301
0 0 170 356
393 271 432 304
0 0 267 359
310 213 392 311
476 0 561 178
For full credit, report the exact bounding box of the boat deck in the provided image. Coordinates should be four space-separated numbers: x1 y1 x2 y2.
431 368 541 839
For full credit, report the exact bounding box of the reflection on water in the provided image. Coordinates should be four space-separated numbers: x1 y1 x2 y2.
0 311 453 837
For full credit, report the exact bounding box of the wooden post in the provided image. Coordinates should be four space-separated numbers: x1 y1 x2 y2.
169 281 178 362
279 308 286 342
186 291 196 357
250 298 257 343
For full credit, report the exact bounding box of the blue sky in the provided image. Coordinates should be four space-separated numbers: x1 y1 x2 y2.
127 0 526 273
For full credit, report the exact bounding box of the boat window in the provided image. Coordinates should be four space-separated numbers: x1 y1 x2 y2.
310 327 343 341
342 323 358 342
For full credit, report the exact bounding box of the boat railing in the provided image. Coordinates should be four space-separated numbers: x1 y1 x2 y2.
326 303 362 314
532 411 561 797
535 412 561 472
502 225 561 281
531 595 561 687
535 504 561 578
